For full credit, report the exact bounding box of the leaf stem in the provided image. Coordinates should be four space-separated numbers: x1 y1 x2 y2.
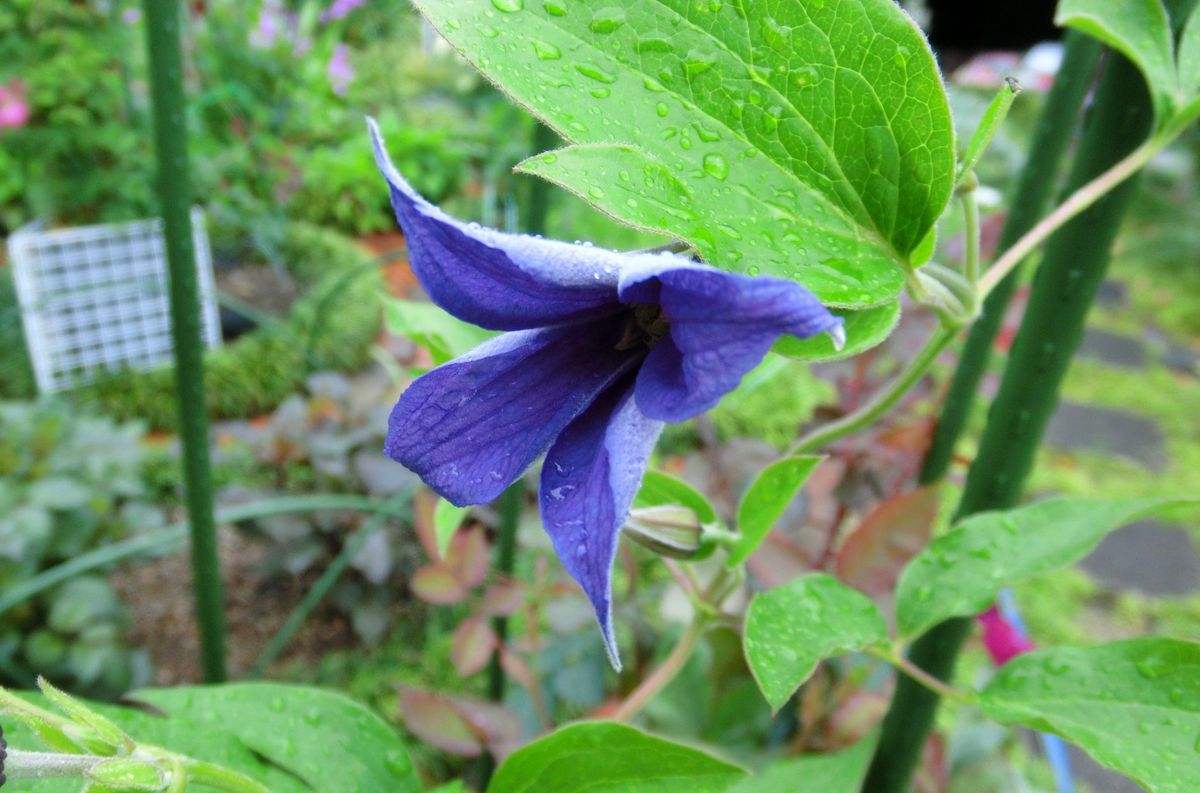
960 184 981 306
869 648 974 706
613 616 707 722
788 325 956 455
978 134 1168 297
2 749 102 779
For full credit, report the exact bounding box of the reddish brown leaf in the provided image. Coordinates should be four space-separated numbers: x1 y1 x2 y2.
447 526 489 589
825 689 889 748
410 564 468 605
480 579 527 617
835 486 939 596
452 616 496 677
412 490 440 560
499 648 534 689
746 532 811 589
452 697 523 760
398 688 483 756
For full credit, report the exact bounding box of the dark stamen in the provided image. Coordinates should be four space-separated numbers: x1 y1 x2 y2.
615 304 670 351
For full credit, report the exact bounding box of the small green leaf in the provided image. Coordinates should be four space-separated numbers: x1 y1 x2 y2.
86 758 167 791
418 0 956 308
433 498 470 560
895 497 1192 639
728 456 822 567
773 302 901 363
487 721 746 792
1056 0 1176 121
633 470 718 525
744 573 888 711
726 735 875 793
382 298 494 365
980 639 1200 793
39 676 132 752
958 78 1022 182
1179 6 1200 97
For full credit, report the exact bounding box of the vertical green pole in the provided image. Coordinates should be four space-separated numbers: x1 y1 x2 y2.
863 28 1176 789
918 31 1103 486
142 0 227 682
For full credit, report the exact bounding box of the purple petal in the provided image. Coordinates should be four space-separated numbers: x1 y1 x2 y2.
386 317 639 506
620 264 840 422
540 378 664 670
369 118 638 331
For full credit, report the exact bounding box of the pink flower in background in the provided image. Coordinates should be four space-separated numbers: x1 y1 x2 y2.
0 80 30 130
320 0 365 23
122 7 141 25
249 0 283 48
327 45 355 95
977 606 1035 665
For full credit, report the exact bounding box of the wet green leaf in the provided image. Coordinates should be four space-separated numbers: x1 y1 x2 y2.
419 0 956 307
773 302 901 362
744 573 888 711
980 639 1200 793
487 721 746 792
728 456 822 566
1056 0 1176 120
726 735 875 793
634 470 718 525
895 497 1192 639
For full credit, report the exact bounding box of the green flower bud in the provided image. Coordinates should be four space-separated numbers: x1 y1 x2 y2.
623 505 704 559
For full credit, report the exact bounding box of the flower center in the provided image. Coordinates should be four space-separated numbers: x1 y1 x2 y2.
615 303 670 351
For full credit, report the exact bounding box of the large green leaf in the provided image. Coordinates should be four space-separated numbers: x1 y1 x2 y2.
726 735 875 793
487 721 747 792
4 684 421 792
773 302 901 362
1056 0 1176 120
423 0 956 307
744 573 888 711
980 639 1200 793
895 497 1190 639
727 455 822 566
133 683 421 792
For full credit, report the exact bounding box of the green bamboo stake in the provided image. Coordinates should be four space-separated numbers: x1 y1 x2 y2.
863 40 1171 793
919 31 1102 486
142 0 226 681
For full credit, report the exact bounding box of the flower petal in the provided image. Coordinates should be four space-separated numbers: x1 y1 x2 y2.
620 264 840 422
370 118 633 331
540 378 663 670
386 317 638 506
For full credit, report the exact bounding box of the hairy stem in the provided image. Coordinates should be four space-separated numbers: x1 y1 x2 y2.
613 618 707 722
978 136 1167 297
789 325 956 455
2 750 102 779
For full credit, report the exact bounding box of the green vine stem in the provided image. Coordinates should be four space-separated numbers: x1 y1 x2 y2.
487 485 523 703
919 31 1104 485
866 648 974 707
788 325 957 456
863 23 1180 791
1 750 102 779
142 0 226 682
613 616 708 722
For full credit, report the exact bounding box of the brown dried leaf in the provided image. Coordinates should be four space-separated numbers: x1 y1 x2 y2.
447 526 489 589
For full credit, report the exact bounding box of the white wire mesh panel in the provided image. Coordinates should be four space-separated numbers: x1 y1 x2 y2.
8 208 221 393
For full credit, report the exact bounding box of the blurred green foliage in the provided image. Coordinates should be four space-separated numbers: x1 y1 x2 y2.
0 400 157 697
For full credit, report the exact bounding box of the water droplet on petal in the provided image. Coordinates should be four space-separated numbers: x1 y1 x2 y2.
543 0 566 15
589 7 625 33
492 0 523 12
532 39 561 59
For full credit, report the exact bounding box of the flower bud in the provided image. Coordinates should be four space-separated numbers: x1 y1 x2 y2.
623 505 704 559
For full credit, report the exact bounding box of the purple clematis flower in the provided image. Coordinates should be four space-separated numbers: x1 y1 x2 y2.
368 119 842 667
